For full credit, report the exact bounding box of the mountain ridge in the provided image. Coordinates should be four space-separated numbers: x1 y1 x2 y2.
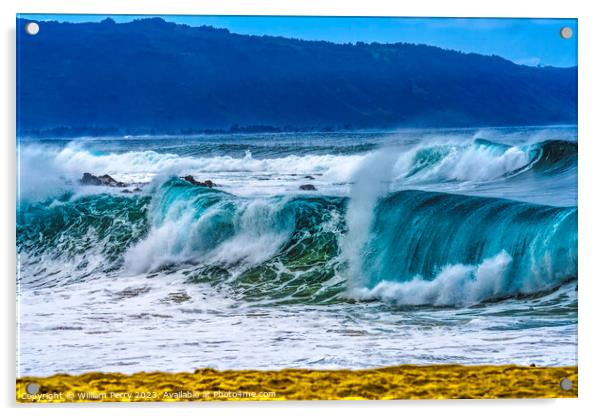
17 17 577 133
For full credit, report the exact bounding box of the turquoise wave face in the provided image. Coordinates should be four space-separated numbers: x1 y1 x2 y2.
405 138 577 181
17 193 150 262
16 176 577 306
354 191 576 305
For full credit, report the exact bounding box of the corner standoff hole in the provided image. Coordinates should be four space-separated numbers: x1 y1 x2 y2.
25 22 40 36
25 382 40 394
560 378 573 391
560 27 573 40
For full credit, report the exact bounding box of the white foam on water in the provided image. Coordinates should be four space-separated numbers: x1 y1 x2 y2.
391 140 535 184
17 134 576 205
17 143 365 199
349 251 515 306
124 196 294 274
16 269 577 376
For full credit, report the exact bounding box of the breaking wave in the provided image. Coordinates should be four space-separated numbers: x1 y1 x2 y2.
17 176 577 306
17 138 576 201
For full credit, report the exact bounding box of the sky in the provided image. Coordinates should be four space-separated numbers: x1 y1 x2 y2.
20 14 578 67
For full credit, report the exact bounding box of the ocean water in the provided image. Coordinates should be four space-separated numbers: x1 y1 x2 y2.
16 126 578 376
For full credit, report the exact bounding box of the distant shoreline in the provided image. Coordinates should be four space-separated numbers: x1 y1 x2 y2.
18 124 578 140
17 18 577 130
17 364 578 402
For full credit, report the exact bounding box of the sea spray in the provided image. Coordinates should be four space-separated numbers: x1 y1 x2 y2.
17 138 576 203
124 180 296 274
17 144 74 202
341 149 400 290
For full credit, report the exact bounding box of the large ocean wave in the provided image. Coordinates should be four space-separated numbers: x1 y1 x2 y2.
17 174 577 306
17 130 578 375
397 138 576 183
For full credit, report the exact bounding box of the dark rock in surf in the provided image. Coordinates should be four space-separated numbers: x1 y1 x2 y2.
304 175 315 180
98 174 127 187
121 187 142 194
80 172 127 187
299 184 317 191
80 172 102 185
182 175 217 188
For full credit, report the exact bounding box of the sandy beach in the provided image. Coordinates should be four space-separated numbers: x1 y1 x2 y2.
17 365 577 402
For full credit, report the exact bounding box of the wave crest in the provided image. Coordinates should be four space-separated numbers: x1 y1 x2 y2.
17 172 577 305
17 138 576 202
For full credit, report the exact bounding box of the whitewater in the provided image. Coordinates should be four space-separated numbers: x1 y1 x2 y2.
16 126 577 376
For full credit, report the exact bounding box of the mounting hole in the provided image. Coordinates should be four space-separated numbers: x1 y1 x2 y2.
25 382 40 394
560 27 573 40
560 378 573 391
25 22 40 36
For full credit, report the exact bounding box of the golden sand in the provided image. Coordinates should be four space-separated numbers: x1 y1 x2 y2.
17 365 577 402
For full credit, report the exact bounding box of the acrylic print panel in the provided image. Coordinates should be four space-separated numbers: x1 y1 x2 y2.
16 15 578 402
